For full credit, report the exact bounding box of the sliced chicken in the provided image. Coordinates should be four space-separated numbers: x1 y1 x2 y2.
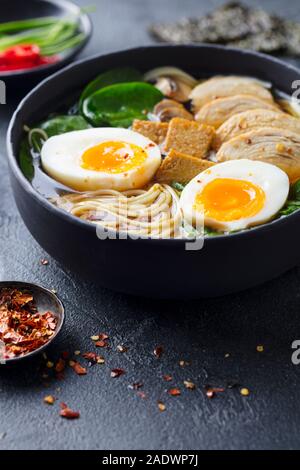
214 109 300 150
195 94 279 129
190 76 275 112
216 127 300 182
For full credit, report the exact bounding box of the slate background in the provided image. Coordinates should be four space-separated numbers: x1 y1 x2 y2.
0 0 300 450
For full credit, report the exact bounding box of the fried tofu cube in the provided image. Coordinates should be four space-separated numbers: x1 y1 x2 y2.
164 117 214 158
132 120 169 145
155 149 215 184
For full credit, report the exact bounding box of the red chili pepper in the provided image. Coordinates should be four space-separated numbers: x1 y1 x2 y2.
0 44 58 72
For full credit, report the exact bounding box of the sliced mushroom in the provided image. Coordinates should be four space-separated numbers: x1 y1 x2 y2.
153 99 194 122
216 127 300 182
190 76 275 112
144 67 198 102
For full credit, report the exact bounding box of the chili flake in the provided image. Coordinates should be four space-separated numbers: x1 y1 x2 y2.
44 395 56 405
154 346 163 358
40 259 49 266
117 345 128 353
91 335 99 341
163 374 173 382
95 340 108 348
179 360 190 367
168 387 181 396
184 380 196 390
82 352 104 365
70 361 87 375
128 382 143 390
55 358 65 373
205 386 225 399
158 401 166 412
111 368 125 378
0 288 57 359
59 402 80 420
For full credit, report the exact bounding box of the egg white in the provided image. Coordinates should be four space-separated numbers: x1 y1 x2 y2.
41 128 162 191
180 159 289 232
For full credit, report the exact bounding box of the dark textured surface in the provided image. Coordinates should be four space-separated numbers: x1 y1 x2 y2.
0 0 300 451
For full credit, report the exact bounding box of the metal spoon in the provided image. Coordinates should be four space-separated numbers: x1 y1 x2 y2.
0 281 65 365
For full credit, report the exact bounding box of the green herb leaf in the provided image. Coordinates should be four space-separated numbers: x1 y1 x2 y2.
19 139 34 182
80 67 142 108
290 179 300 201
40 115 91 137
82 82 163 128
171 181 186 192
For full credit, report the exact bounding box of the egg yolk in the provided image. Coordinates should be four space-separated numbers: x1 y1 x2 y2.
194 178 265 221
81 141 147 173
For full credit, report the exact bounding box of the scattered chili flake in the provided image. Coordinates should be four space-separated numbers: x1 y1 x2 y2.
240 388 250 396
70 361 87 376
40 259 49 266
184 380 196 390
59 402 80 420
61 351 69 360
256 345 264 352
55 358 65 373
179 360 190 367
128 382 143 390
158 401 166 412
44 395 56 405
117 345 128 353
205 386 225 399
206 389 215 399
82 352 104 366
0 288 57 359
163 374 173 382
154 346 163 358
111 368 125 378
95 340 108 348
98 333 109 341
168 387 181 396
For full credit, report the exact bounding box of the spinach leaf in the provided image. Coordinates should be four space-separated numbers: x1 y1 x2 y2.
290 179 300 201
279 179 300 216
19 139 34 181
40 115 91 138
82 82 163 128
79 67 142 108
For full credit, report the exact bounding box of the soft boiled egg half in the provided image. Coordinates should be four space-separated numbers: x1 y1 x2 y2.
180 159 289 232
41 128 162 191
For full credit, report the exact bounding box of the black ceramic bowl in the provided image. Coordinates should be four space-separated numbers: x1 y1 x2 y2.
6 45 300 299
0 0 92 86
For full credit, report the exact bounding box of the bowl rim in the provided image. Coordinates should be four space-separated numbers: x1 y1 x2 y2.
6 43 300 246
0 281 65 364
0 0 92 79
